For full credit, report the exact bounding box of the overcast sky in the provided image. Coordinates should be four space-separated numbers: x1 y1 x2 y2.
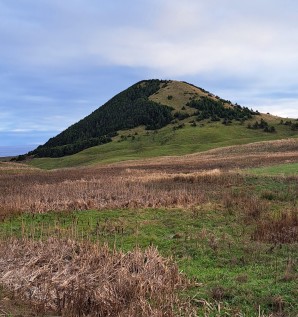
1 0 298 155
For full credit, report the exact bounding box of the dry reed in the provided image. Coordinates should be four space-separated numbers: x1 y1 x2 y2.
1 138 297 217
0 238 196 317
252 209 298 244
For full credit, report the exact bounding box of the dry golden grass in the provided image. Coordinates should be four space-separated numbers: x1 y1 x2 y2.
204 138 298 155
0 167 209 215
0 161 38 174
0 138 297 217
252 209 298 244
149 80 201 112
148 80 230 113
0 238 195 317
0 163 251 217
0 287 36 317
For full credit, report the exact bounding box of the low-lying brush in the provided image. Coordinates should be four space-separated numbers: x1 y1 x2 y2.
0 238 195 317
1 138 298 217
221 191 268 220
252 210 298 244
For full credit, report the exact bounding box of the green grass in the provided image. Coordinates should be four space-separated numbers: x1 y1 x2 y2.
1 207 297 316
248 162 298 176
29 117 298 169
1 171 297 315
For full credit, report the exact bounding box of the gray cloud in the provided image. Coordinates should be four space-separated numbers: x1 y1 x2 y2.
0 0 298 150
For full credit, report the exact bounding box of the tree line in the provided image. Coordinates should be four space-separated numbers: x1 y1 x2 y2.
186 97 257 122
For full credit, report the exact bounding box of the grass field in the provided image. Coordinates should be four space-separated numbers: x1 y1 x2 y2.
0 139 297 316
248 162 298 176
29 116 298 170
1 204 297 316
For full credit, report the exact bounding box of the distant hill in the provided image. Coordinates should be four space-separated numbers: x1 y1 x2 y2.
27 80 262 158
17 79 298 167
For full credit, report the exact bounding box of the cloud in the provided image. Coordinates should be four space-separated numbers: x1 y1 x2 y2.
2 0 298 86
95 2 298 81
0 0 298 151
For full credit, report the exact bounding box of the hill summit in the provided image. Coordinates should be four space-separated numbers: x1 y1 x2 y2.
28 80 260 158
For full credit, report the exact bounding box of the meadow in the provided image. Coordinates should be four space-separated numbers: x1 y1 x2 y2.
0 138 297 316
28 115 298 170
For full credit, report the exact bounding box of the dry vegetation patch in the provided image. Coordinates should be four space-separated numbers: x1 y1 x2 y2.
204 138 298 155
252 209 298 244
0 287 37 317
0 161 38 174
0 144 297 217
0 238 195 317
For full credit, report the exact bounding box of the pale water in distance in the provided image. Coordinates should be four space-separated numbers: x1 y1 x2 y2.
0 145 35 157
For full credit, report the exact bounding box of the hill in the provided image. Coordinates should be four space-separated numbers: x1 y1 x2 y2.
21 79 298 168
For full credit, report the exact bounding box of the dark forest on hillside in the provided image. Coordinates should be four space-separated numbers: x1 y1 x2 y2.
29 80 173 157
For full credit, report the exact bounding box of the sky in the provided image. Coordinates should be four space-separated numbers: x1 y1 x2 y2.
1 0 298 156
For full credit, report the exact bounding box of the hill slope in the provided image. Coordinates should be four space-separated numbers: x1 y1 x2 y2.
24 79 298 168
30 80 174 157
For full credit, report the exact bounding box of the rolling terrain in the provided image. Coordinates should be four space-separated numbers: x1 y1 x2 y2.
22 79 298 169
1 138 298 316
1 80 298 316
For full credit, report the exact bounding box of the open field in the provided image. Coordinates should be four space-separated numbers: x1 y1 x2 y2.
248 162 298 176
1 139 298 216
0 138 297 316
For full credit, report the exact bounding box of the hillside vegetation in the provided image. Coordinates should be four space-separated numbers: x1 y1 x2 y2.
29 117 298 169
29 80 173 157
21 79 298 167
